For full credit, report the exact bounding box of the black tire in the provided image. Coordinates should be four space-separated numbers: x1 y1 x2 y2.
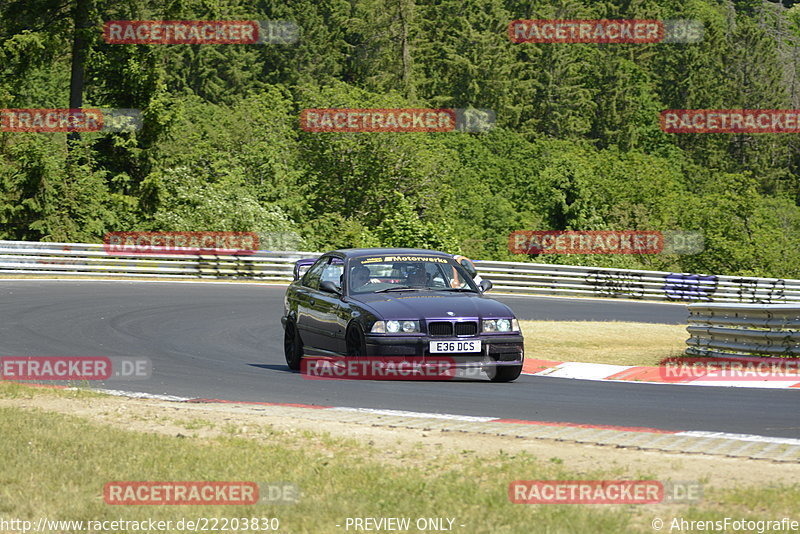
284 320 303 370
345 325 367 357
490 364 522 383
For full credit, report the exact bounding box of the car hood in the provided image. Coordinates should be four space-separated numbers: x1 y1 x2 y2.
351 291 515 319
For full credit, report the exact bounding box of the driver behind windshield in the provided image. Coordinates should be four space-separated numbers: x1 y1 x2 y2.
406 266 428 287
350 265 379 291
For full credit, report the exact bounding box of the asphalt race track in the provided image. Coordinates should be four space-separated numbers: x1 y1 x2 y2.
1 280 797 439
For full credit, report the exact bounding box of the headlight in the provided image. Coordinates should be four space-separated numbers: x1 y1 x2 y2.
482 318 519 333
370 320 420 334
401 320 418 333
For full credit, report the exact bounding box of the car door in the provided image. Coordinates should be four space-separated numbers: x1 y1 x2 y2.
295 256 328 351
296 255 347 352
312 257 346 353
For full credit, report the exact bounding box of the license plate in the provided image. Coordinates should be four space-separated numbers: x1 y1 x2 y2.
429 340 482 353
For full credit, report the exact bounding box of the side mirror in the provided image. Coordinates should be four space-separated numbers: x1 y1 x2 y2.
460 258 479 279
479 280 493 293
320 281 341 295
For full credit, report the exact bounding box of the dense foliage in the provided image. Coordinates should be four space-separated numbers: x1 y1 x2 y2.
1 0 799 277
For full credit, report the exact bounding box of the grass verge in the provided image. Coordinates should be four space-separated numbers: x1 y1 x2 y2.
1 383 799 534
519 320 687 366
0 405 630 533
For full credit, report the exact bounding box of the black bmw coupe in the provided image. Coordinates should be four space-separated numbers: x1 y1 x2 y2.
281 248 525 382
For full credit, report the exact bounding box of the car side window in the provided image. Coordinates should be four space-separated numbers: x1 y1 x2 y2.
320 258 344 287
302 257 328 290
303 256 343 290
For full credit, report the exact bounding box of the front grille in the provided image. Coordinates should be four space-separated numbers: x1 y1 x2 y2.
454 322 478 336
427 320 478 337
428 322 453 336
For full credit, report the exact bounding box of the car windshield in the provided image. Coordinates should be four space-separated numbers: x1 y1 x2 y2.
347 255 478 294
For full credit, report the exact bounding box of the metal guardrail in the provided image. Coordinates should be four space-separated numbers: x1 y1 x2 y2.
686 303 800 358
0 240 315 281
0 239 799 304
474 260 800 303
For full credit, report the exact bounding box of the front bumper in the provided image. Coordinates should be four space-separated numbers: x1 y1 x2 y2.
364 333 524 367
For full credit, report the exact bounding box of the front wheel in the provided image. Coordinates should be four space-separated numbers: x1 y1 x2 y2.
345 325 367 357
490 364 522 383
284 321 303 370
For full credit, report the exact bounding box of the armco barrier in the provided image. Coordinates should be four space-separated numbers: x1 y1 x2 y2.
0 240 314 281
474 261 800 303
686 303 800 357
0 240 799 304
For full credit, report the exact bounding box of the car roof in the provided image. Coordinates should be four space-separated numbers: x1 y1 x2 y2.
330 248 451 259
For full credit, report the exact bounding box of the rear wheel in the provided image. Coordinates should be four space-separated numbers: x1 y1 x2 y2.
489 364 522 383
284 320 303 370
345 325 367 357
